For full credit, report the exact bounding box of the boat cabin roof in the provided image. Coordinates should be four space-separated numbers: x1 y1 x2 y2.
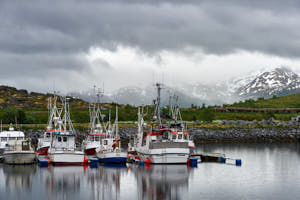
0 130 25 137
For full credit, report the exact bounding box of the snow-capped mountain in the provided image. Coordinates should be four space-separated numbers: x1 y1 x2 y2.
235 67 300 98
67 66 300 107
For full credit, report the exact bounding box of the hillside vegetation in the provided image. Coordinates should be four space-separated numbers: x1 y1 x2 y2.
0 85 299 125
224 93 300 108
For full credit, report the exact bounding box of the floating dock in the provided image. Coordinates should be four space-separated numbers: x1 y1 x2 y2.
191 153 242 166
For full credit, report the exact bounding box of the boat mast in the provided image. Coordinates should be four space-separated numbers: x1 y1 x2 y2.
155 83 163 128
64 97 67 134
115 106 118 139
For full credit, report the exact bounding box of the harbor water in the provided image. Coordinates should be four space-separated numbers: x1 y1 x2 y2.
0 143 300 200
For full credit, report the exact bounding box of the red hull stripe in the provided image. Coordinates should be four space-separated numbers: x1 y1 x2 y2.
38 147 49 156
148 132 159 136
85 148 96 156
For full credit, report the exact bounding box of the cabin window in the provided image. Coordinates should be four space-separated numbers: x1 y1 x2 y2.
58 137 62 142
104 140 108 145
95 136 100 141
184 135 188 140
9 137 16 140
46 133 50 138
172 134 177 140
17 137 23 140
63 137 67 142
89 136 94 142
1 137 7 141
162 132 169 140
178 134 183 139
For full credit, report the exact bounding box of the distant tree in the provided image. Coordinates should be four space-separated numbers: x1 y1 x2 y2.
125 104 132 110
192 115 197 121
1 109 26 124
263 111 276 120
199 108 215 122
272 95 277 99
24 115 36 124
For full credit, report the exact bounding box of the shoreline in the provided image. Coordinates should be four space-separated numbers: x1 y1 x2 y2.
20 126 300 144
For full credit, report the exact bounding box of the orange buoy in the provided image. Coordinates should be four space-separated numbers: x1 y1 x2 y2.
145 158 151 165
84 157 89 164
45 157 51 164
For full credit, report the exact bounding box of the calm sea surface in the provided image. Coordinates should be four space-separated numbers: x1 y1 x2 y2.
1 143 300 200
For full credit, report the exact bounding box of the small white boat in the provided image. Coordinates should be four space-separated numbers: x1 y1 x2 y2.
36 129 51 161
98 137 127 163
4 139 35 165
0 125 25 160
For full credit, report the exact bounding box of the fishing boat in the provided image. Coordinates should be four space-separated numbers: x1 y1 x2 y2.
48 96 85 165
3 127 35 165
97 106 127 164
0 125 25 161
37 97 59 161
135 83 192 164
83 91 105 159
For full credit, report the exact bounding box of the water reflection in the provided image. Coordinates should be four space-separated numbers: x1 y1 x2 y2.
132 165 192 200
45 166 83 197
0 143 300 200
1 165 36 191
86 164 128 200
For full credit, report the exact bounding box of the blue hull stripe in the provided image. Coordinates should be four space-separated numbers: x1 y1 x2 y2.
99 157 127 164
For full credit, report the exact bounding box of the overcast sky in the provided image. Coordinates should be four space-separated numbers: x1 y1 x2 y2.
1 0 300 93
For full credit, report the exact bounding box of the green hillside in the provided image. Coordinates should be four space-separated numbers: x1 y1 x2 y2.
224 93 300 108
0 85 299 125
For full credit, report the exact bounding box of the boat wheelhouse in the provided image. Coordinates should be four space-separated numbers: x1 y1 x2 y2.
0 125 25 160
3 138 36 165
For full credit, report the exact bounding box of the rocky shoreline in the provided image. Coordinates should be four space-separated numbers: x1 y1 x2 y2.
25 126 300 145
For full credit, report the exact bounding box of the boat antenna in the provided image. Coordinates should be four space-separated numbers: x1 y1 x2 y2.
115 106 118 138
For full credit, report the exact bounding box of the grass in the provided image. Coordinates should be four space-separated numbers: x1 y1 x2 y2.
225 93 300 108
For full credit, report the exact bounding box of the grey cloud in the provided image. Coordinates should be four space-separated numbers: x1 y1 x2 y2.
91 58 113 69
1 0 300 57
0 52 92 92
1 0 300 93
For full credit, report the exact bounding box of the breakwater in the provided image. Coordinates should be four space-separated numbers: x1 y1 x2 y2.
118 127 300 143
25 127 300 144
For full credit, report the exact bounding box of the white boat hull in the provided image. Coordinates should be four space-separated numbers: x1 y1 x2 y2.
49 151 85 165
4 151 36 164
137 148 190 164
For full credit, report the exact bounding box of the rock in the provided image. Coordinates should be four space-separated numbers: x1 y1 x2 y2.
193 120 201 125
